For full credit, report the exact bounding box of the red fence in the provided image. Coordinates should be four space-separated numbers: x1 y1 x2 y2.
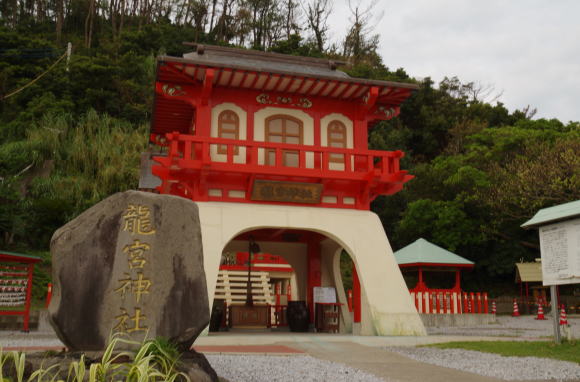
410 291 489 314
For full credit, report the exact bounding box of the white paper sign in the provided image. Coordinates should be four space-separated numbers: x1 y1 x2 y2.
539 218 580 286
313 287 336 304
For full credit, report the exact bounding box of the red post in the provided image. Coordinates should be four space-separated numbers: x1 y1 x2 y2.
347 289 353 312
463 293 468 313
435 293 441 314
454 269 461 292
417 267 424 290
428 292 433 314
476 293 482 313
470 293 475 314
275 283 281 307
45 282 53 308
451 293 456 314
483 293 489 314
307 237 321 323
246 104 255 165
353 265 361 323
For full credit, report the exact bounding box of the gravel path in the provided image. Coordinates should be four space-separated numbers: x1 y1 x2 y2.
206 354 387 382
386 347 580 381
3 315 580 381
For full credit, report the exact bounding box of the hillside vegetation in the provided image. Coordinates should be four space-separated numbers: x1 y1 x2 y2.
1 0 579 299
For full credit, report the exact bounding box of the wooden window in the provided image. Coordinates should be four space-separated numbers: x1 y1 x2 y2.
265 115 303 167
327 120 347 163
217 110 239 154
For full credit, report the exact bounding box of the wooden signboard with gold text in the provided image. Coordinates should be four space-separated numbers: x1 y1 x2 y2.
251 180 323 204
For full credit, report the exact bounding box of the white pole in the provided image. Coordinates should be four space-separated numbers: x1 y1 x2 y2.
550 285 560 344
66 42 72 72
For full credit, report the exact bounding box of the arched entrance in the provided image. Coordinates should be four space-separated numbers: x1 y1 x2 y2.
196 201 426 336
210 228 355 333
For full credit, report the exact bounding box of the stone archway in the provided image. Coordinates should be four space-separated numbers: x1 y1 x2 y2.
196 201 426 336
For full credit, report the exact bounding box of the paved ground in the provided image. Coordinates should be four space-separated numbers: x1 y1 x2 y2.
287 341 506 382
1 314 579 381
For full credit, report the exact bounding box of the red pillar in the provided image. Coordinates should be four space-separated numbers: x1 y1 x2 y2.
353 118 369 209
454 269 461 292
347 289 353 312
313 112 321 169
307 238 321 323
246 104 255 165
353 264 361 323
45 282 53 308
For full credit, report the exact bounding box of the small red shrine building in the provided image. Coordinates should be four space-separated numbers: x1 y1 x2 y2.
144 44 426 335
395 238 474 294
0 251 41 331
395 238 491 315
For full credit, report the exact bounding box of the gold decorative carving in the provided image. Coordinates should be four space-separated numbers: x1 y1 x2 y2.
256 93 312 109
162 84 187 96
251 180 323 204
376 106 398 119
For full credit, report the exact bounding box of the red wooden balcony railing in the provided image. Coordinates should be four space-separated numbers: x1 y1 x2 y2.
152 131 413 209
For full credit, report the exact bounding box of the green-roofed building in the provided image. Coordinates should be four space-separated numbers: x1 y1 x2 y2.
521 199 580 229
394 238 474 293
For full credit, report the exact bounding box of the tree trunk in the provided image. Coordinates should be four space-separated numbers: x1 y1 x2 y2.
55 0 64 43
209 0 217 33
84 0 96 48
118 0 125 37
110 0 117 40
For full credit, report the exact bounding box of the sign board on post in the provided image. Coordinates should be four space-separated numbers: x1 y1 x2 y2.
539 218 580 286
522 201 580 345
313 287 336 304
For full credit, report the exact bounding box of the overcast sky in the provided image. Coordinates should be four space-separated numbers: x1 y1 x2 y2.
328 0 580 123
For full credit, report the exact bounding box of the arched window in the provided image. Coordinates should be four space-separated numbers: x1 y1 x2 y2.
327 120 347 163
217 110 239 154
265 115 303 167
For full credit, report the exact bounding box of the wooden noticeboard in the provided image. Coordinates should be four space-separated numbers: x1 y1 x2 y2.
539 218 580 286
251 180 323 204
313 287 336 304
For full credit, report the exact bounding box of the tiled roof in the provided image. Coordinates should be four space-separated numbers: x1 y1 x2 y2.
394 238 474 266
521 200 580 228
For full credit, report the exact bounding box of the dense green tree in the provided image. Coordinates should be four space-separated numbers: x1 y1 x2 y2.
1 6 579 299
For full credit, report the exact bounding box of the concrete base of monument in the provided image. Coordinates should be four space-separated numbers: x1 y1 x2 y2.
420 313 497 327
196 201 427 337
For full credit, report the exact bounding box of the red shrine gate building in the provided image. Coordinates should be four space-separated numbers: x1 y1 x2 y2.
144 44 426 335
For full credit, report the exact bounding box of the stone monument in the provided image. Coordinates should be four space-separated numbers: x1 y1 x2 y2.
49 190 209 352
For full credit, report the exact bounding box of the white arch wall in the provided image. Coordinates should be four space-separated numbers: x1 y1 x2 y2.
210 103 247 164
320 113 354 172
196 201 426 336
320 113 353 148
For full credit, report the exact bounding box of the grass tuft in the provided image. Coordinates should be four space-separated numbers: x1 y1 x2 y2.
426 340 580 364
0 335 191 381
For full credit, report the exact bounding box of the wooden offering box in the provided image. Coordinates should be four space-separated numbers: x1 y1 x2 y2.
315 303 341 333
229 304 269 328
